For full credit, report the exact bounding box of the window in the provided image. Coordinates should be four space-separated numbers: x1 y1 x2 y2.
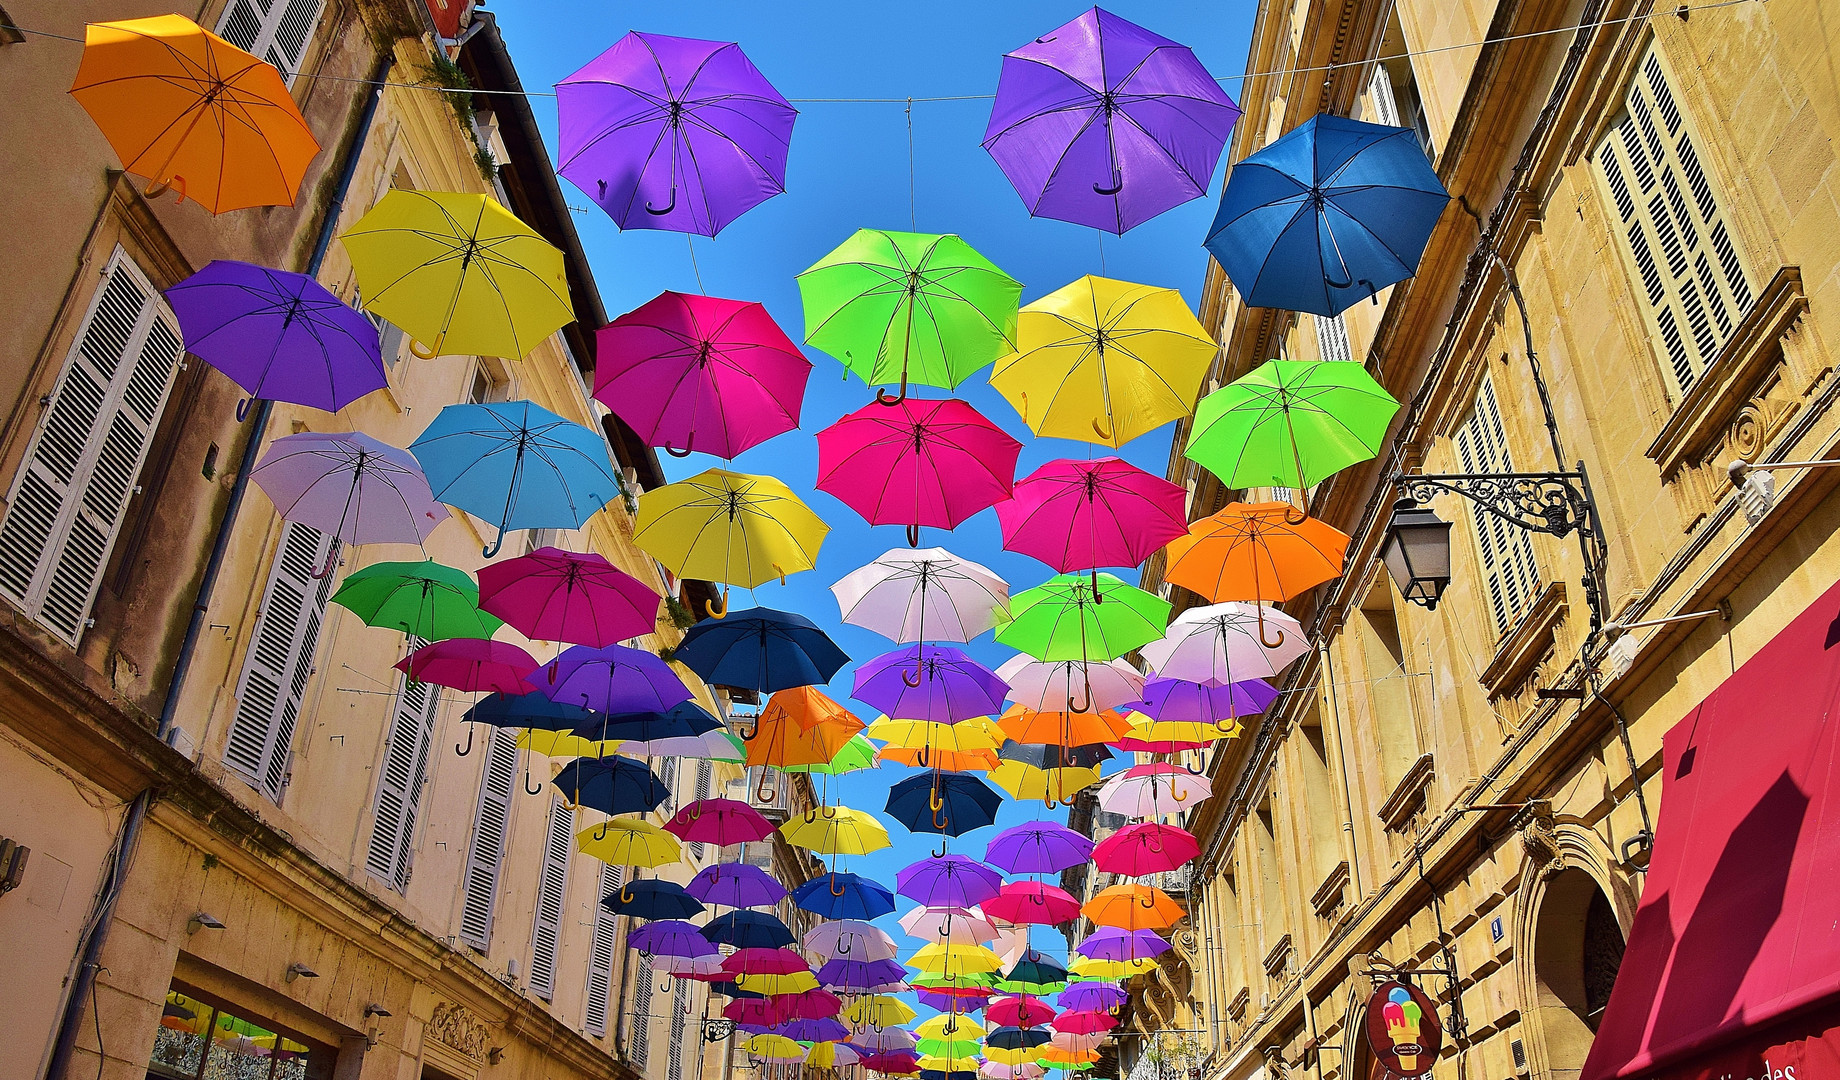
0 248 183 646
1596 44 1754 396
467 358 509 404
585 862 620 1037
222 521 338 802
1368 12 1435 158
1357 586 1421 792
357 293 406 371
214 0 325 86
1454 377 1539 633
458 727 519 950
631 952 653 1066
1315 313 1352 364
529 798 573 1001
365 647 440 893
150 986 327 1080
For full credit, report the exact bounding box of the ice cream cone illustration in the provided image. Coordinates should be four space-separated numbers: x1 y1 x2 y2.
1382 987 1426 1072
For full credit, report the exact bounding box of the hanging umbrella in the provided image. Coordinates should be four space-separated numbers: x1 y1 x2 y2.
819 957 910 991
988 761 1102 806
996 658 1144 715
658 954 727 981
331 561 502 641
915 1015 985 1041
878 745 997 773
396 639 535 694
996 457 1189 576
846 995 917 1027
1075 928 1171 961
908 944 1005 980
783 733 880 775
867 718 1002 765
744 687 866 772
469 692 596 733
704 910 796 950
1128 676 1278 727
815 398 1022 541
542 642 692 715
998 740 1112 772
886 774 1003 839
808 1041 864 1068
1206 113 1450 316
664 798 776 846
854 645 1010 725
1050 1010 1117 1037
896 856 1004 909
343 191 573 360
634 468 830 613
996 574 1170 673
983 882 1081 926
251 432 447 554
1164 501 1350 604
738 970 820 995
805 921 899 962
982 8 1239 234
983 1063 1047 1080
70 15 319 213
629 919 719 958
1098 763 1212 817
779 807 891 854
988 997 1057 1029
984 822 1095 876
1082 883 1183 930
995 705 1133 748
833 548 1010 644
798 229 1023 401
677 607 850 692
1114 714 1229 753
776 988 846 1021
917 1037 982 1060
477 547 660 647
899 906 999 944
1057 984 1127 1013
595 291 810 457
1000 951 1069 995
552 756 669 816
571 701 723 747
1139 602 1309 682
575 817 681 865
990 278 1216 448
910 973 995 997
165 261 384 414
794 871 897 919
1091 823 1200 876
866 1053 925 1075
744 1034 806 1062
987 1028 1053 1052
627 727 746 761
689 862 788 908
600 878 705 919
1183 360 1401 494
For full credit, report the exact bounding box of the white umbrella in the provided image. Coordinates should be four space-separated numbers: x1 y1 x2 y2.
1098 763 1213 817
620 728 745 761
1138 602 1308 684
898 905 1000 944
996 656 1145 712
656 954 725 978
832 547 1010 643
1051 1032 1104 1053
804 919 899 961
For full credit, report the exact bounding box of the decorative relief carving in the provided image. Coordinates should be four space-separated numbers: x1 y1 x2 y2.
428 1002 489 1060
1514 801 1562 876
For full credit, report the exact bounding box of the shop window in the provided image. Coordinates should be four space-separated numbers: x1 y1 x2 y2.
1455 376 1539 634
214 0 325 86
150 987 331 1080
458 727 519 950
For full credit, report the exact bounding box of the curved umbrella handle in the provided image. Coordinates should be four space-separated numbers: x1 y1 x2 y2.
1146 832 1164 854
1171 785 1190 804
1090 415 1114 442
658 974 675 994
235 397 257 423
915 745 930 769
930 840 948 859
308 545 339 580
1093 169 1124 197
804 804 820 825
771 563 788 586
928 786 944 812
875 366 911 408
1090 567 1103 605
646 187 678 216
932 803 950 831
620 880 636 904
739 718 761 742
409 334 444 360
1140 893 1157 909
144 174 187 204
902 663 923 688
1030 889 1045 906
1214 717 1241 734
906 523 921 549
482 536 504 559
1044 795 1059 810
593 818 610 842
524 763 544 795
754 769 776 805
1256 606 1287 650
1283 502 1309 526
1067 687 1092 714
455 724 474 756
829 871 847 897
821 804 839 819
664 432 695 458
837 936 852 956
705 587 729 619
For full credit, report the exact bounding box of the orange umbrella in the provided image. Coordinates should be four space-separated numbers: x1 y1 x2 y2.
996 704 1133 748
745 687 864 768
69 15 320 214
1162 501 1349 604
1082 883 1185 930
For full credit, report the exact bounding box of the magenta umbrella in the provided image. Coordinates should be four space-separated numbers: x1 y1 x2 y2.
996 457 1188 575
816 398 1021 546
595 291 811 459
477 546 660 647
395 639 537 694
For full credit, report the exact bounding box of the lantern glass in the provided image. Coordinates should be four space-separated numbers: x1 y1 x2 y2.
1382 500 1453 608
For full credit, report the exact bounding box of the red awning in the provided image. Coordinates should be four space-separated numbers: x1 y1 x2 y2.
1583 580 1840 1080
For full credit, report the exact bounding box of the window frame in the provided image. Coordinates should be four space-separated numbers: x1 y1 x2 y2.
212 0 327 88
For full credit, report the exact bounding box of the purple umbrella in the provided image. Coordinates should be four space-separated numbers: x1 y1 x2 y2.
629 920 720 958
778 1018 851 1043
688 861 787 909
1128 676 1278 723
819 957 909 991
165 260 387 415
852 1028 919 1053
1076 928 1172 961
538 643 692 714
1057 983 1127 1012
981 8 1241 234
985 822 1095 875
855 645 1009 724
896 855 1004 908
251 431 448 550
557 32 796 237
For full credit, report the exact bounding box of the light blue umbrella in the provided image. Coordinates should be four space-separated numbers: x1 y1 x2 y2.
410 401 621 556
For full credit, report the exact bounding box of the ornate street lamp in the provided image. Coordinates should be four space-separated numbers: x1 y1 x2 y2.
1378 499 1453 609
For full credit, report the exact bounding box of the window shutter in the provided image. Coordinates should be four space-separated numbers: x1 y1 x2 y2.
667 979 690 1080
0 248 182 645
631 952 653 1066
689 761 712 860
213 0 324 86
585 861 620 1037
529 799 572 1001
1314 314 1352 363
1368 65 1400 126
365 646 441 893
458 727 519 950
222 521 337 802
1454 378 1539 634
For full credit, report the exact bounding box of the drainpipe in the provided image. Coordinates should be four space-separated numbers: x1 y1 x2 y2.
44 790 151 1080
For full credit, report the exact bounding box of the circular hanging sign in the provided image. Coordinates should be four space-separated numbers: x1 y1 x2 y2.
1363 980 1442 1078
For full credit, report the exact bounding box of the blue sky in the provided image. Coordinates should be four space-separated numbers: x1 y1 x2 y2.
492 0 1256 973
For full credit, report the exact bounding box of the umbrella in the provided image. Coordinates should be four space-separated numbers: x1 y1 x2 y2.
708 982 765 1001
70 15 319 213
557 33 794 236
984 822 1095 875
1183 360 1401 494
396 639 535 694
815 398 1022 541
343 191 573 360
723 949 810 980
988 997 1057 1028
1000 950 1068 995
910 973 995 997
983 882 1081 925
879 745 998 773
1113 715 1227 754
996 658 1145 715
1075 928 1171 961
1058 984 1127 1012
995 705 1133 748
896 856 1004 908
469 692 596 733
1128 676 1278 727
794 872 897 919
574 817 681 866
595 291 809 458
663 798 776 846
689 862 787 908
739 971 820 995
805 921 899 962
798 230 1023 400
625 727 746 761
552 756 668 817
995 457 1189 575
996 574 1170 671
990 278 1216 448
1082 883 1183 930
165 261 384 413
744 1034 805 1062
885 774 1003 839
983 1063 1046 1080
864 1053 924 1074
988 1028 1053 1052
659 954 727 980
704 910 795 950
845 996 917 1027
600 878 705 919
1098 763 1212 817
1091 823 1200 875
1051 1011 1118 1036
915 1012 985 1039
1163 501 1350 603
331 560 502 641
899 906 999 944
908 943 1006 978
250 432 447 553
744 687 866 771
784 733 881 775
634 468 830 611
997 740 1112 772
779 807 891 855
917 1037 982 1059
411 401 620 557
541 642 691 715
854 645 1010 725
988 759 1103 806
819 957 909 990
870 718 1002 772
629 920 718 958
808 1042 863 1069
677 607 850 692
981 8 1239 234
776 988 845 1021
477 547 660 647
833 548 1011 644
1139 602 1310 682
1206 113 1450 316
1050 1032 1107 1053
571 701 723 746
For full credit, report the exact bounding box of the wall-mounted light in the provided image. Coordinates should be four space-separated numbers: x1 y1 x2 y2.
284 963 319 983
1602 605 1729 679
1729 458 1840 525
487 1047 506 1065
363 1004 391 1018
186 912 225 934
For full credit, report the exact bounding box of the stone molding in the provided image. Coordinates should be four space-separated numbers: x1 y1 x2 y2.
1310 860 1352 923
1377 753 1436 832
1263 933 1295 981
1480 581 1568 700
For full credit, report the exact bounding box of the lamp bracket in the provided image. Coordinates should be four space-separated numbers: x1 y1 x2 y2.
1396 471 1591 539
702 1018 736 1043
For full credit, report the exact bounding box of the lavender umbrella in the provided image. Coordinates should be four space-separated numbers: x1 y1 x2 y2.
557 32 796 237
165 260 387 415
985 822 1095 875
818 957 908 991
1075 928 1171 961
629 920 720 958
896 855 1004 908
1128 675 1277 723
539 643 692 714
1057 983 1127 1012
251 432 448 553
804 920 900 962
853 1027 920 1053
688 861 787 908
981 8 1241 234
855 644 1009 724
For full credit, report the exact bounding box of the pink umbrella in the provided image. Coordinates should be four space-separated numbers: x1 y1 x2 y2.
477 546 661 647
395 639 537 694
1091 822 1200 875
663 798 777 846
595 291 811 459
982 881 1081 925
996 457 1188 576
816 398 1021 545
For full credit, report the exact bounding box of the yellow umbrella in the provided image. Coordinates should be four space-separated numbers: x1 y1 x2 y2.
846 996 917 1027
343 190 574 360
1068 956 1156 979
985 1046 1046 1066
915 1015 986 1040
779 807 890 855
1121 714 1244 745
744 1034 805 1062
806 1042 858 1068
990 276 1215 448
574 818 681 867
908 942 1005 976
738 970 819 995
634 469 830 614
518 730 622 758
989 761 1103 804
868 717 1003 753
919 1056 982 1072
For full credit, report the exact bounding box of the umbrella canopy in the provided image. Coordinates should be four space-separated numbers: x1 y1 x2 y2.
467 692 596 733
1206 113 1450 316
846 995 917 1027
988 997 1057 1028
989 762 1102 805
987 1028 1053 1052
981 8 1239 234
1050 1032 1108 1054
996 457 1189 573
816 398 1022 535
657 953 727 980
984 822 1096 875
412 401 621 557
896 856 1004 908
1051 1011 1118 1037
1163 501 1350 603
1098 763 1212 817
574 817 681 866
1058 983 1127 1013
805 921 899 962
703 910 796 950
899 906 999 944
1001 950 1069 994
624 728 746 762
677 607 850 692
908 943 1005 978
689 862 788 908
744 1034 805 1062
600 878 705 919
779 807 891 855
1091 823 1200 875
629 920 719 958
571 700 722 745
807 1042 863 1069
833 548 1011 644
984 882 1081 925
331 560 501 641
818 956 910 991
70 15 319 213
595 291 809 458
854 645 1010 725
1075 928 1171 961
799 230 1023 397
997 740 1113 772
634 468 830 600
1184 360 1401 492
1128 676 1278 726
746 686 866 769
773 988 845 1021
983 1063 1047 1080
251 432 447 547
396 639 536 694
1140 602 1310 683
557 33 794 236
663 798 777 846
552 756 668 816
477 547 660 647
1113 715 1224 754
165 261 383 412
1082 883 1184 930
990 278 1216 448
996 657 1145 714
792 871 897 919
784 733 881 775
996 574 1170 666
885 773 1003 837
864 1052 925 1074
995 705 1133 748
542 643 692 715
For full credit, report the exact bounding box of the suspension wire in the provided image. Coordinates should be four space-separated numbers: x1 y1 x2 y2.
687 234 706 295
906 97 917 230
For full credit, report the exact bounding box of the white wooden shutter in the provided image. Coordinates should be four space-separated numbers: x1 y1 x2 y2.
631 952 653 1066
584 862 620 1037
365 646 441 893
0 248 183 646
458 727 519 950
667 979 690 1080
1368 65 1400 126
222 521 338 802
529 799 573 1001
1454 377 1539 634
1314 313 1352 363
213 0 325 86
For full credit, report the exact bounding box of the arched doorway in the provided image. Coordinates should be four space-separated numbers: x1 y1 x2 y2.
1528 868 1627 1080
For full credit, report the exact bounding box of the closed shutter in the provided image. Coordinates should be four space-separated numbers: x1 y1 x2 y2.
584 861 620 1037
1368 65 1400 126
458 727 519 950
1314 314 1352 363
365 643 441 893
1596 43 1753 397
667 979 690 1080
222 521 338 802
529 799 573 1001
1454 377 1539 634
0 247 182 646
689 760 712 860
631 952 653 1066
213 0 325 85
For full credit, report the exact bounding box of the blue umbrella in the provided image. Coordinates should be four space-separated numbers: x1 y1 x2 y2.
703 910 795 950
886 773 1003 841
600 878 707 919
676 606 850 692
708 981 765 1000
792 870 897 919
552 756 668 817
464 691 597 732
571 699 723 743
410 400 622 557
1204 114 1450 317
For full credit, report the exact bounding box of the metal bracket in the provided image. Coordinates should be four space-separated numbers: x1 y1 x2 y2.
1396 471 1591 539
702 1018 735 1043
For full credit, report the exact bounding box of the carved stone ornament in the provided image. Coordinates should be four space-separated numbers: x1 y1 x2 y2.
1515 801 1561 872
428 1002 490 1060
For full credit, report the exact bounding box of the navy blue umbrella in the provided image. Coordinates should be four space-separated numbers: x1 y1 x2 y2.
1204 114 1450 317
570 699 724 743
708 981 765 1000
996 739 1114 771
702 910 795 950
792 870 897 919
465 691 596 732
986 1027 1052 1051
886 772 1002 839
1000 948 1069 994
676 606 850 692
552 756 668 816
600 878 707 920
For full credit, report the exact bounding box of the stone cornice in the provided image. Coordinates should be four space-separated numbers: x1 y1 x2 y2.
1480 581 1569 699
1376 753 1436 832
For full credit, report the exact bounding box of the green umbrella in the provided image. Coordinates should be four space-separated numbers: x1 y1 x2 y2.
797 229 1022 402
331 560 503 641
1183 359 1401 490
782 732 878 775
995 573 1169 665
917 1038 983 1058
